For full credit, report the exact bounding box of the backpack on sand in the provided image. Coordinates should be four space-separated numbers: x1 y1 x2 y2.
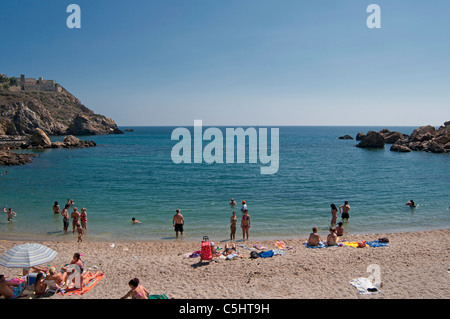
200 236 212 261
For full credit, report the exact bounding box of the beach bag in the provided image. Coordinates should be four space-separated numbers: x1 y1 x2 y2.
200 236 212 261
378 238 389 243
250 251 260 259
357 241 366 248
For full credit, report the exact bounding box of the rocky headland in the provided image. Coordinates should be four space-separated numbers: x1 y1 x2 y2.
0 75 123 165
353 121 450 153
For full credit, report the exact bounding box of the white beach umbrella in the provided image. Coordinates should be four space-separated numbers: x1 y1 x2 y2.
0 243 57 268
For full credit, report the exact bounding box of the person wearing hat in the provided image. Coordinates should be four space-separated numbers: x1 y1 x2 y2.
240 201 247 213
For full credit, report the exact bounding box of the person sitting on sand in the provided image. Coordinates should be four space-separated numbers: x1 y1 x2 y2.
0 274 28 299
121 278 149 299
3 207 16 223
406 200 416 208
61 253 88 288
131 217 141 224
307 227 321 246
45 267 67 290
71 207 81 233
336 222 344 236
327 228 339 246
34 272 48 296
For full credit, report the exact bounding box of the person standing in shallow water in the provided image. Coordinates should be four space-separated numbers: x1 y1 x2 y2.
230 211 237 241
330 203 338 226
339 201 350 221
172 209 184 238
241 210 250 241
61 204 70 232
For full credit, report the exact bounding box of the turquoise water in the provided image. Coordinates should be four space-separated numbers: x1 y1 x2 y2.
0 126 449 242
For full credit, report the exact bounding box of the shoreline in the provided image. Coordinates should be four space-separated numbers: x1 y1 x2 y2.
1 228 449 299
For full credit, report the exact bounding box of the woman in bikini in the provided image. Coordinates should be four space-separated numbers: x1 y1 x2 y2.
121 278 149 299
241 210 251 241
230 211 237 241
80 207 87 230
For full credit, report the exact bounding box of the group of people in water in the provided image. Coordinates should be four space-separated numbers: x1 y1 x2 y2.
53 199 88 242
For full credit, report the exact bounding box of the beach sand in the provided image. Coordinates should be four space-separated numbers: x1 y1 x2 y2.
0 229 448 299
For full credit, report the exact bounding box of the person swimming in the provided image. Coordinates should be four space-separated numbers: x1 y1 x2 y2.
406 200 416 208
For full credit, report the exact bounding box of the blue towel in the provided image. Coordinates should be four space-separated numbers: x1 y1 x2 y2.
303 242 326 249
259 250 274 258
366 241 389 247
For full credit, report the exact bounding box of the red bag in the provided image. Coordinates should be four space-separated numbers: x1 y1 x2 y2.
200 236 212 261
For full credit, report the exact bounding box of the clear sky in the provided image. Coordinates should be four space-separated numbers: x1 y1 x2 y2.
1 0 449 126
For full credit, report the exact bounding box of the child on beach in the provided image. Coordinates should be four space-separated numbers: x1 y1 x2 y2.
121 278 149 299
76 223 85 242
3 207 16 222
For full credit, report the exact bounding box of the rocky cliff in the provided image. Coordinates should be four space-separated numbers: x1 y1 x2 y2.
0 85 123 137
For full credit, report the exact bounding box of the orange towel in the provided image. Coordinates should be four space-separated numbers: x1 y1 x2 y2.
60 271 104 296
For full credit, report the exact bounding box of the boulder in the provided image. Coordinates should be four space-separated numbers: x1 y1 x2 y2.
356 131 385 148
338 134 354 140
356 132 366 141
390 141 411 152
408 125 436 142
383 131 404 144
30 128 51 147
427 140 445 153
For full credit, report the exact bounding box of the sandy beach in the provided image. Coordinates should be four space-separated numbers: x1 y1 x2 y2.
1 228 448 300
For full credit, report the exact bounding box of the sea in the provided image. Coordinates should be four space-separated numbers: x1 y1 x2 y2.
0 126 449 242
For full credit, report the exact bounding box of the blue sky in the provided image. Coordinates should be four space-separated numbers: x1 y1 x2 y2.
1 0 449 126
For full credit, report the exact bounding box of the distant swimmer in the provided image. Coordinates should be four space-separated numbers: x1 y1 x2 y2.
131 217 141 224
339 201 350 221
406 200 416 208
229 198 236 207
3 207 17 223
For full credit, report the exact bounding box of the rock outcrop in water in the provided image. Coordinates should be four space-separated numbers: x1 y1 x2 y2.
355 131 385 148
355 121 449 153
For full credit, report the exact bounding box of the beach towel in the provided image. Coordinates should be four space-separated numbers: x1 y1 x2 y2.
258 250 274 258
59 271 104 296
366 241 389 247
253 244 267 250
9 278 26 299
275 241 286 249
149 294 169 299
303 242 326 249
350 277 381 295
343 242 360 248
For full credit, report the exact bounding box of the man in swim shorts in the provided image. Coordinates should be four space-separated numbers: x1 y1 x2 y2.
172 209 184 238
339 201 350 220
3 207 17 223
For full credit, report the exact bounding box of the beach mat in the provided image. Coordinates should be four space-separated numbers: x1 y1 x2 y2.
59 271 104 296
